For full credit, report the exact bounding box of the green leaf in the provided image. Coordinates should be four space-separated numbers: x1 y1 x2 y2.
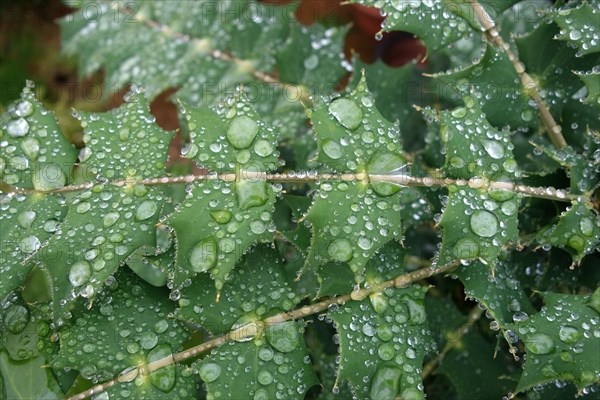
426 297 518 398
305 76 405 282
536 201 600 265
195 324 318 399
350 0 517 51
181 246 317 398
511 292 600 392
575 70 600 108
177 245 299 336
329 285 430 399
168 97 279 292
432 45 536 130
0 83 77 190
431 97 520 267
0 352 63 400
60 0 347 139
1 299 55 362
39 93 172 321
514 21 600 119
52 268 192 396
536 130 600 194
0 193 66 300
553 3 600 56
457 258 534 326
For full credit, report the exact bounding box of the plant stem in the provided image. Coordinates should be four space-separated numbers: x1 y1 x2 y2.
65 260 459 400
421 305 484 379
469 0 567 149
5 171 578 203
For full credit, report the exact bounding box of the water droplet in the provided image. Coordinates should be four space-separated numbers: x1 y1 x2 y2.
329 98 362 131
20 235 41 253
488 187 514 202
148 344 176 392
470 210 498 238
257 369 273 385
7 118 30 137
189 239 218 273
210 210 232 224
140 331 158 350
135 200 157 221
501 201 517 216
250 220 266 234
580 218 594 237
18 211 36 229
367 152 405 197
266 321 299 353
451 107 467 119
362 322 376 337
33 165 66 191
303 54 319 70
199 362 221 383
358 236 372 250
77 202 91 214
69 261 92 287
482 140 504 159
370 365 401 400
567 235 585 252
15 100 34 117
559 325 580 344
4 304 29 334
525 333 556 355
21 138 40 160
258 346 274 362
569 30 582 40
103 212 120 227
254 139 274 157
254 388 269 400
227 115 259 149
453 237 479 259
236 180 269 209
378 343 395 361
327 238 353 262
322 139 343 160
370 293 388 314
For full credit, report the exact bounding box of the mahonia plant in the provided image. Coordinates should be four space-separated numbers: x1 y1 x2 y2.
1 0 599 399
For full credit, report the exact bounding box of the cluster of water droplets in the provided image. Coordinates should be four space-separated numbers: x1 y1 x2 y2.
330 287 431 400
1 83 74 190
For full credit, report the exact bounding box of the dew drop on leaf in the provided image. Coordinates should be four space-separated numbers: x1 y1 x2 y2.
322 139 343 160
236 180 269 210
370 365 402 400
135 200 158 221
525 332 556 355
147 344 176 392
210 210 232 224
254 388 269 400
19 235 41 253
470 210 498 238
199 362 221 383
33 165 66 191
254 139 274 157
329 98 362 131
7 118 29 137
189 239 218 273
559 325 581 344
327 238 353 262
257 369 273 385
4 304 29 334
68 261 92 287
367 152 405 197
227 116 259 149
266 321 299 353
17 211 36 229
453 237 479 259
